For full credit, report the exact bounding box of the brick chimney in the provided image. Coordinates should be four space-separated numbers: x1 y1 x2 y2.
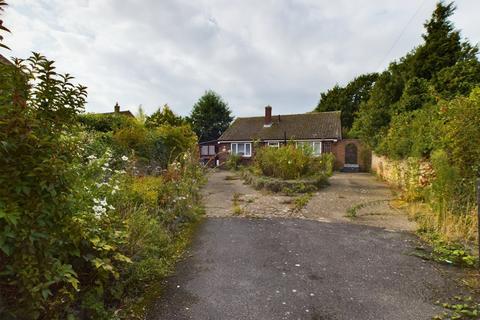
114 102 120 113
264 105 272 127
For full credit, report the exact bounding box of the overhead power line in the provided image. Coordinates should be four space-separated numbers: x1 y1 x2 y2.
376 0 429 72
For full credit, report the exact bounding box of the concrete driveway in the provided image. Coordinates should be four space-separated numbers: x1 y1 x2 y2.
148 171 463 320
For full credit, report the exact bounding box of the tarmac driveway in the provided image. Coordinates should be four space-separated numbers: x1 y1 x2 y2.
148 171 463 320
149 218 460 320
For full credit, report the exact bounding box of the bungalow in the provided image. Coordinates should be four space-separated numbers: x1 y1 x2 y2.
216 106 370 172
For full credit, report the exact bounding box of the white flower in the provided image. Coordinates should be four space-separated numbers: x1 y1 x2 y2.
111 190 116 195
87 155 97 160
92 205 106 218
121 155 128 161
113 185 120 191
93 198 100 204
108 205 115 210
100 198 107 206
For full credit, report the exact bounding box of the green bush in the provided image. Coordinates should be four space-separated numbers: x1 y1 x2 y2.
0 54 206 319
254 143 335 180
226 154 242 170
241 170 328 194
79 113 137 132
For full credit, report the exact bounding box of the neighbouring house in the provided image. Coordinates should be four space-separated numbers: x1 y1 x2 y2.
216 106 370 172
98 102 135 118
199 140 218 167
0 53 12 65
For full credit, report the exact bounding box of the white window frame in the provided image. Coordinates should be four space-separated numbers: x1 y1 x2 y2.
231 142 252 157
267 142 280 148
295 141 322 156
200 145 209 156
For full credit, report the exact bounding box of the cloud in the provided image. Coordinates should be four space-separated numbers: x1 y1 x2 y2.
3 0 480 117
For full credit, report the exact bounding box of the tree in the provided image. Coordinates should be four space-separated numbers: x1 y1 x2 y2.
412 2 478 80
350 70 404 148
315 73 378 129
145 104 184 128
351 2 479 151
432 60 480 99
188 90 233 142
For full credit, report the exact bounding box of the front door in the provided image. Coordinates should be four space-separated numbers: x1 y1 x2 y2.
345 143 358 165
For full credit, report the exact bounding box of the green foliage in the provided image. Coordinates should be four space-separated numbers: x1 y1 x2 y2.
0 52 205 319
111 123 197 172
254 144 334 180
79 113 137 132
315 73 378 129
434 296 480 319
412 2 477 80
351 2 479 150
145 104 184 128
226 154 242 170
0 54 92 318
293 193 312 211
188 90 233 142
242 169 327 194
135 105 147 124
433 60 480 99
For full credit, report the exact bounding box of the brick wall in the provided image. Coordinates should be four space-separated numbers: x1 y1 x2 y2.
331 139 371 172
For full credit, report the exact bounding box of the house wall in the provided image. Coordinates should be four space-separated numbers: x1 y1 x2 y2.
198 142 218 167
331 139 371 172
217 142 254 167
218 139 371 172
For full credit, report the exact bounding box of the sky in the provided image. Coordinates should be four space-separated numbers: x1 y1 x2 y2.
3 0 480 118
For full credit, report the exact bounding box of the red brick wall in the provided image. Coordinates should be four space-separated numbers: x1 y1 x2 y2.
331 139 371 172
217 143 254 167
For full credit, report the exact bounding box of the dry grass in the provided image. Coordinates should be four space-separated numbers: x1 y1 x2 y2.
404 201 478 247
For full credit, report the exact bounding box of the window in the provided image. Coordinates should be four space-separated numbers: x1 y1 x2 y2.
322 141 332 153
312 142 322 155
201 145 216 156
208 145 215 155
268 142 279 148
296 141 322 156
231 143 252 157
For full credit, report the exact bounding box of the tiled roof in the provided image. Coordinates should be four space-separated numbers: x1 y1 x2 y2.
0 54 13 65
99 110 135 118
219 111 342 141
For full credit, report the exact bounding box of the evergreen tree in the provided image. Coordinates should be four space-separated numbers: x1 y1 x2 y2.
351 1 479 150
412 2 478 80
188 90 233 142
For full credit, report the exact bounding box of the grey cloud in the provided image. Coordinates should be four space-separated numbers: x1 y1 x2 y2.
4 0 480 117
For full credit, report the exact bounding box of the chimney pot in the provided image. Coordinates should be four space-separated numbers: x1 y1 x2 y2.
264 105 272 127
114 102 120 113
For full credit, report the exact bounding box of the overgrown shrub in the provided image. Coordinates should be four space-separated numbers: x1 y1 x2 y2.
254 143 335 180
226 154 242 170
79 113 137 132
0 54 205 319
